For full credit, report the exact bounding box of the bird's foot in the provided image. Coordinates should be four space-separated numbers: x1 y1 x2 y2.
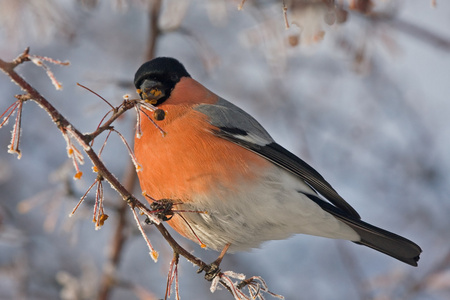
197 262 221 281
197 243 231 281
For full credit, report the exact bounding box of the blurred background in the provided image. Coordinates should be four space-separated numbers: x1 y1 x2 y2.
0 0 449 299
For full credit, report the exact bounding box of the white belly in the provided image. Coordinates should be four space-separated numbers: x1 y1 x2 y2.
175 165 360 252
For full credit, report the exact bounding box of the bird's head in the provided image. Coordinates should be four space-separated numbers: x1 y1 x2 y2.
134 57 191 106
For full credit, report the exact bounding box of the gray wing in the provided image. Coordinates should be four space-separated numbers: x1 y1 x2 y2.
194 98 361 219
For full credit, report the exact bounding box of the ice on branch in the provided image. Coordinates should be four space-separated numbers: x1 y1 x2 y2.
61 129 85 179
211 272 284 300
28 54 69 90
131 207 158 263
1 99 24 159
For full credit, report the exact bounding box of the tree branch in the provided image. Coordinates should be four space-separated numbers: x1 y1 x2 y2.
0 51 150 223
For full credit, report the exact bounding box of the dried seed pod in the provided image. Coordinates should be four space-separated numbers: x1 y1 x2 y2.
154 109 166 121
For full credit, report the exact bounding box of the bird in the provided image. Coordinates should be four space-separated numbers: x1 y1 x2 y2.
133 57 422 267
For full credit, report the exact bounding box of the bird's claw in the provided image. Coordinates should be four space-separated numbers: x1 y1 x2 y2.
197 262 221 281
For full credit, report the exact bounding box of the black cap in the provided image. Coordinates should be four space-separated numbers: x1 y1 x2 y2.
134 57 191 89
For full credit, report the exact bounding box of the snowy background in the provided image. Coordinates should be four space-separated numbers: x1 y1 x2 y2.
0 1 449 299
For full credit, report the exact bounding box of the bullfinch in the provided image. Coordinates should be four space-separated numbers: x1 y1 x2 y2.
133 57 421 266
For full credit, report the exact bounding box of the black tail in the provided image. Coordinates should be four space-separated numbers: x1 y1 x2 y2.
307 195 422 266
337 214 421 266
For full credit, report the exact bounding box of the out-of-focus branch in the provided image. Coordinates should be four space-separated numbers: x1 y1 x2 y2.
98 1 164 298
387 17 450 50
146 0 162 61
406 250 450 296
351 9 450 51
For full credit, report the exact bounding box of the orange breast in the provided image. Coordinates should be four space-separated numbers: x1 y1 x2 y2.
134 78 270 204
135 107 269 202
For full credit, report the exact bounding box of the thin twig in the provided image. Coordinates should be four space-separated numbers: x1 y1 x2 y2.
84 99 137 143
97 161 137 300
155 222 207 269
77 83 115 109
0 55 142 218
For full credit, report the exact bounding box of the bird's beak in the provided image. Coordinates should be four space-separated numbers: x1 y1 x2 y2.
137 79 165 105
